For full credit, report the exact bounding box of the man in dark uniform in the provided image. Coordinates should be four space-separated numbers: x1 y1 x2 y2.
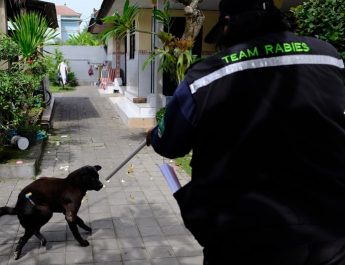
147 0 345 264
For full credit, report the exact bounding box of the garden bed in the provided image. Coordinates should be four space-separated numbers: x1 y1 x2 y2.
0 141 44 179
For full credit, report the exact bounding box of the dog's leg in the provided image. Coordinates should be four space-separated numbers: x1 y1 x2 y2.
76 216 92 233
13 230 34 260
67 221 89 246
64 205 89 246
34 231 47 246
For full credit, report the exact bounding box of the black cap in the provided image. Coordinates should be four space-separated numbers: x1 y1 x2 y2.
205 0 275 44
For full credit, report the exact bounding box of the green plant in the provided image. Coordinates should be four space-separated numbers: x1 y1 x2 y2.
45 49 78 88
142 1 197 85
10 12 57 60
0 35 45 136
155 107 166 124
101 0 140 40
46 48 63 85
67 72 78 87
65 30 102 46
101 0 140 80
152 0 171 32
49 84 75 93
291 0 345 61
0 33 20 62
175 152 192 176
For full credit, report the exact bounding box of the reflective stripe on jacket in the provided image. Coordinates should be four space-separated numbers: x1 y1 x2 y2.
151 31 345 250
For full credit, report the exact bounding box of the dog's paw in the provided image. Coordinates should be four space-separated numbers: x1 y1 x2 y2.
79 239 89 247
13 251 20 260
41 238 47 246
84 226 92 233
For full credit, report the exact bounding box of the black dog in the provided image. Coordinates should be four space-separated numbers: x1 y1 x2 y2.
0 165 103 260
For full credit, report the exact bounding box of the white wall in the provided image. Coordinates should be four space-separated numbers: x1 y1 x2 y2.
44 45 107 85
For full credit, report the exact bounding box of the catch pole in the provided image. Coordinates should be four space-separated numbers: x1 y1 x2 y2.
105 140 146 182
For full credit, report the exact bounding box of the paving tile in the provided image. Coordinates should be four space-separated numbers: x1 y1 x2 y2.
44 231 67 242
171 243 203 257
146 245 175 259
118 237 144 249
93 249 122 262
39 241 66 253
151 257 180 265
38 252 65 264
90 228 116 239
121 247 149 261
0 255 10 265
178 255 204 265
142 235 170 247
0 86 202 265
92 238 119 251
8 252 38 265
138 225 163 237
65 250 93 264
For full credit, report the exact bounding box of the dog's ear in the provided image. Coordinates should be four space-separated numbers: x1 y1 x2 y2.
94 165 102 171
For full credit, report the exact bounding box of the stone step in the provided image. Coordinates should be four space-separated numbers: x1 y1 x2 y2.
109 96 156 129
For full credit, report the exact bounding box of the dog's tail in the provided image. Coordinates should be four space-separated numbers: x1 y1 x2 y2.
0 206 17 216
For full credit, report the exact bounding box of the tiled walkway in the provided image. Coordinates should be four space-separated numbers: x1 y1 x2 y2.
0 86 203 265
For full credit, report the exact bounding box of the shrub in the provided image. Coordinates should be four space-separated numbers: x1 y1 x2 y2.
67 72 78 87
45 48 78 87
0 35 44 134
291 0 345 61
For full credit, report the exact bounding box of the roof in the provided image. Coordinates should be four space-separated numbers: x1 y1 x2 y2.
88 0 113 33
6 0 58 28
56 5 81 17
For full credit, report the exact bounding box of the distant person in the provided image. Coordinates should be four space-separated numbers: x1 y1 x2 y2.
58 60 68 87
146 0 345 264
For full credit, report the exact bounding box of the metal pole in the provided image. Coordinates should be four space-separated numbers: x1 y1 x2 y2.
105 140 146 182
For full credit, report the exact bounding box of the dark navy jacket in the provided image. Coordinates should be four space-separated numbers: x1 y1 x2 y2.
150 31 345 253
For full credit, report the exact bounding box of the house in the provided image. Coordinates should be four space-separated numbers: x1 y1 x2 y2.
1 0 58 34
56 4 81 42
88 0 302 129
0 0 57 71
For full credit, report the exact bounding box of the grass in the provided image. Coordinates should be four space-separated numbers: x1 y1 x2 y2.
49 84 76 93
175 152 192 176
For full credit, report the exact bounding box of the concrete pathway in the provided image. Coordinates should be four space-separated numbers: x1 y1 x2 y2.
0 86 203 265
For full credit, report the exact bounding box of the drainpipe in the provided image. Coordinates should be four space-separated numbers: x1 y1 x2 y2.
0 0 8 70
0 0 7 34
151 2 156 94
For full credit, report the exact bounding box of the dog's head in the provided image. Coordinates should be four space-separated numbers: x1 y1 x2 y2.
68 165 103 191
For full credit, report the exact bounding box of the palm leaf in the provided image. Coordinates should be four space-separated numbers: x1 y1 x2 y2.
10 12 57 59
101 0 139 41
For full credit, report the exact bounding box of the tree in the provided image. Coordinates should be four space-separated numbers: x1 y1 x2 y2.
65 30 102 46
175 0 204 41
292 0 345 61
101 0 139 80
102 0 204 86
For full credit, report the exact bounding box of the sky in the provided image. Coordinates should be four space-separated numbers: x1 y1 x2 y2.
46 0 103 29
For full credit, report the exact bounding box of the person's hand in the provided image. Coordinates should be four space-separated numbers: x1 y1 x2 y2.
146 128 153 146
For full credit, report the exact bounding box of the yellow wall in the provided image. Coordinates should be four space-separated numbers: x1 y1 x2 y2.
137 9 152 51
274 0 284 8
137 8 215 54
136 0 301 54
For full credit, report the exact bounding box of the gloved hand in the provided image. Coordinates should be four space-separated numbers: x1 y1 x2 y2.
146 128 153 146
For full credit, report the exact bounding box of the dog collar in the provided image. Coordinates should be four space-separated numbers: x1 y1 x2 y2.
25 192 36 206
